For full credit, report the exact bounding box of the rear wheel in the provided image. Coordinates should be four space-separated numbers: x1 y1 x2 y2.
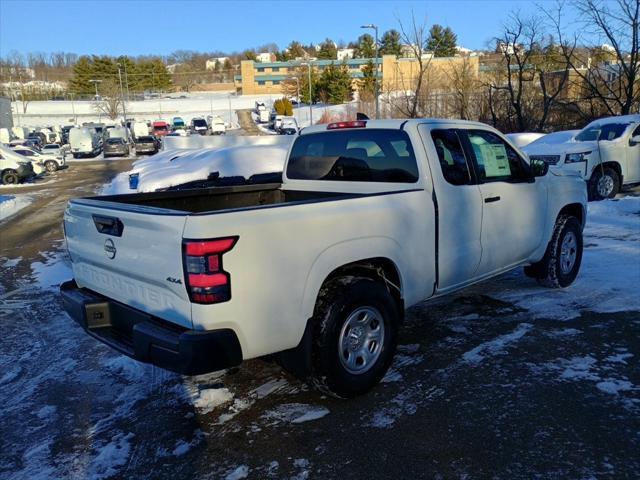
589 167 619 201
44 160 58 172
309 277 399 398
1 169 19 185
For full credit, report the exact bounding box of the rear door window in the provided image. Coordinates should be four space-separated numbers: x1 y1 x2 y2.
287 129 419 183
430 129 472 185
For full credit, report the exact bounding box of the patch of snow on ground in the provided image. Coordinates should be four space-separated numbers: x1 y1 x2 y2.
225 465 250 480
0 194 32 222
193 387 234 413
596 379 636 395
462 323 533 364
30 251 72 290
263 403 329 425
89 432 135 479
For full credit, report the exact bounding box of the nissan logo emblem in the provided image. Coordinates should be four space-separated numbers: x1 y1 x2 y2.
104 239 117 259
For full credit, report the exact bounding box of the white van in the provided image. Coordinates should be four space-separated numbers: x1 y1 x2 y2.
69 127 102 158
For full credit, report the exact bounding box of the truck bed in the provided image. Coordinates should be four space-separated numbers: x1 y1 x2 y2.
83 183 354 215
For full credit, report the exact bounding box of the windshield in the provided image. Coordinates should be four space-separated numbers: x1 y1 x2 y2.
137 136 154 142
43 145 59 150
287 129 419 183
575 122 631 142
192 119 207 127
106 138 123 145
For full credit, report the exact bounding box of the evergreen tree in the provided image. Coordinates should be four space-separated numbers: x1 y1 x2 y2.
354 34 376 58
69 56 94 94
426 25 458 57
317 39 337 59
358 60 377 100
317 62 353 104
285 41 307 60
379 29 402 56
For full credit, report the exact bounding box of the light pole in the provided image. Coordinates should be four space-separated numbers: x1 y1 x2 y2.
89 79 102 99
361 24 380 119
288 76 300 121
117 64 127 124
300 62 313 125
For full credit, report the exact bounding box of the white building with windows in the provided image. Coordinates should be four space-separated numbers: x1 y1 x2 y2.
337 48 355 61
205 57 229 70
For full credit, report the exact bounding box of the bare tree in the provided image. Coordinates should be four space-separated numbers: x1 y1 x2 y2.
394 12 438 118
550 0 640 115
93 78 125 120
449 57 479 119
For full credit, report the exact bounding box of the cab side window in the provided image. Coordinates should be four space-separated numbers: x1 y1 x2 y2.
430 129 472 186
464 130 529 183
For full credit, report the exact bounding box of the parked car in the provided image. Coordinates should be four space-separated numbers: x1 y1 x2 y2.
39 144 68 172
524 114 640 200
133 136 160 156
103 137 131 158
11 145 51 173
61 119 586 398
172 117 186 131
152 121 170 137
505 132 546 149
278 117 298 135
209 116 226 135
190 117 209 135
0 145 35 184
24 136 43 150
69 127 102 158
130 121 150 139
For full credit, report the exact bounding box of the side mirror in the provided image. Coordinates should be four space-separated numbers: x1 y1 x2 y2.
629 135 640 146
530 157 549 177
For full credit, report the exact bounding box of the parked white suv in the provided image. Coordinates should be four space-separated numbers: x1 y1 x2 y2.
0 145 35 184
524 114 640 200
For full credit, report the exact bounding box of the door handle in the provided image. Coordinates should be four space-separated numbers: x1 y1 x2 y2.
484 196 501 203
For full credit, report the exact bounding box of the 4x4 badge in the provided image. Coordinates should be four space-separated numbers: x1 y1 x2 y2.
166 277 182 285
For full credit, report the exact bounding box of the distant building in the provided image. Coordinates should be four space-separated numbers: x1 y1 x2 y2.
0 96 13 129
337 48 355 61
234 55 480 95
166 63 182 74
205 57 229 70
256 52 276 63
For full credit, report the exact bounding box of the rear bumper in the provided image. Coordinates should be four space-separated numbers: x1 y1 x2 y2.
60 280 242 375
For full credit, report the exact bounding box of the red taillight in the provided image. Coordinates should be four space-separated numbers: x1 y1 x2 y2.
327 120 367 130
183 236 238 304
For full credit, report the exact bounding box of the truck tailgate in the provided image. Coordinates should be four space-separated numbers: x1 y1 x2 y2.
64 199 192 328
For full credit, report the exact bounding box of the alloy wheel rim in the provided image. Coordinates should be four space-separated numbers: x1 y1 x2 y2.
338 306 385 375
560 231 578 274
597 175 614 197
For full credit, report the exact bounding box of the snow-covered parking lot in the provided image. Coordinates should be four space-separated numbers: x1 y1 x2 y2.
1 164 639 478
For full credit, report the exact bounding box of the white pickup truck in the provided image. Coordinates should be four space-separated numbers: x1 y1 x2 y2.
524 114 640 200
61 119 587 398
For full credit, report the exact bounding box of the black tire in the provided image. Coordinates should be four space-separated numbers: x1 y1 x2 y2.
1 170 19 185
527 215 583 288
588 167 619 201
72 153 80 159
44 160 58 172
309 277 399 398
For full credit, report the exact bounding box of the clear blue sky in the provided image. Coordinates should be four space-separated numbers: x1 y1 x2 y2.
0 0 573 58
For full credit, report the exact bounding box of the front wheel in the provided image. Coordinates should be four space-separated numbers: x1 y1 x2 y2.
309 277 399 398
44 160 58 172
589 167 619 201
1 169 19 185
526 214 583 288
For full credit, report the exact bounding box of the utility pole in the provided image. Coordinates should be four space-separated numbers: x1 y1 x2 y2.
117 65 127 124
301 62 313 124
361 24 380 119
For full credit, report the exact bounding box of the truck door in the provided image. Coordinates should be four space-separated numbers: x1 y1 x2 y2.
462 129 547 275
418 126 483 290
626 123 640 183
